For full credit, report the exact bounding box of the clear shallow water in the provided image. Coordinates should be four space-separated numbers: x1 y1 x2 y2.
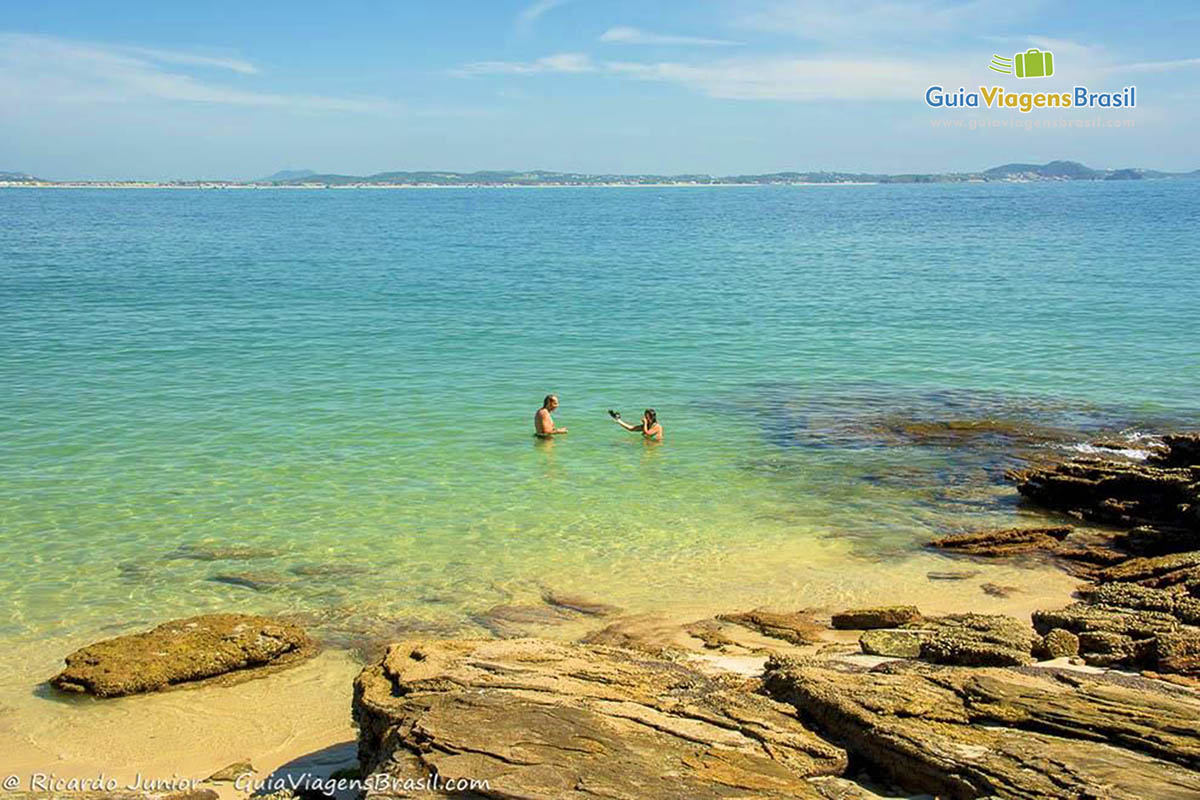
1 182 1198 649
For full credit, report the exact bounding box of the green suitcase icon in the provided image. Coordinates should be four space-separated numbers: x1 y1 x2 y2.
1014 48 1053 78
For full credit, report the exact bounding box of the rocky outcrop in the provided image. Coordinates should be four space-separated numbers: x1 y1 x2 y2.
830 606 921 630
762 657 1200 799
854 614 1034 667
1036 628 1080 659
918 614 1034 667
717 609 825 644
858 629 923 658
1009 457 1199 532
1096 551 1200 588
353 638 848 799
1150 433 1200 468
50 614 316 697
928 525 1071 557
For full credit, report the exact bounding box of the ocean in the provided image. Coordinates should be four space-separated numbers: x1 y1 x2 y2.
2 181 1197 651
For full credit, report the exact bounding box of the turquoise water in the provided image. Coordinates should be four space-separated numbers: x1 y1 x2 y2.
1 182 1198 649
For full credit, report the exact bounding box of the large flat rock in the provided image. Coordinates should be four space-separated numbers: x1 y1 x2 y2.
353 638 847 798
50 614 316 697
762 658 1200 800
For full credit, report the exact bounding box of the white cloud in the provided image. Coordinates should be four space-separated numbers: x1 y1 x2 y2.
516 0 572 31
599 26 742 47
453 52 595 76
120 46 259 75
606 56 945 101
0 33 398 114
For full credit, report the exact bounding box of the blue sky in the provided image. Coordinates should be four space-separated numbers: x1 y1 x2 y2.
2 0 1198 179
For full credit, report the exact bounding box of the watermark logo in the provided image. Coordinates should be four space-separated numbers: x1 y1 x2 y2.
925 45 1134 114
990 49 1055 78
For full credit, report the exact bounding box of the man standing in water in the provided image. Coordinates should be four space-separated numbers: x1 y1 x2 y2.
535 394 568 437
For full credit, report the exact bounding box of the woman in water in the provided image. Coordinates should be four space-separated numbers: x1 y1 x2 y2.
608 408 663 441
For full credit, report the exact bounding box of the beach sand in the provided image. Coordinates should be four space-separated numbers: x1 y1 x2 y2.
0 552 1080 795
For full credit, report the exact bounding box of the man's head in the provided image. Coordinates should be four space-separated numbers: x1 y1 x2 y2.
543 394 558 411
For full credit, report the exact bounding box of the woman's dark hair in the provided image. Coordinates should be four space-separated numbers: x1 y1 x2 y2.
644 408 657 425
543 394 557 408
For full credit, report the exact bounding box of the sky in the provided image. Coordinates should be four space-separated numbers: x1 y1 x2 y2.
1 0 1198 180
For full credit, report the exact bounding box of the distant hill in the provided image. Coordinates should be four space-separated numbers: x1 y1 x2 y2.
983 160 1103 179
258 169 317 182
0 171 39 182
1104 168 1145 181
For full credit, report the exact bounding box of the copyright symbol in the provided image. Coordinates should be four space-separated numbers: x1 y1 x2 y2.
3 775 20 790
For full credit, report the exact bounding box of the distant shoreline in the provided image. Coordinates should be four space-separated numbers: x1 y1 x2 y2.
0 181 885 190
3 159 1194 189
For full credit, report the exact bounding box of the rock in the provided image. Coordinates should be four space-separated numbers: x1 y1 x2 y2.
1096 552 1200 588
472 603 577 637
1036 628 1079 659
353 638 848 799
206 761 255 782
859 629 923 659
830 606 921 630
1150 433 1200 468
578 616 682 656
1156 632 1200 674
541 590 620 617
1009 458 1199 530
50 614 316 697
1113 525 1199 556
1076 631 1157 668
718 608 825 644
208 571 287 591
684 620 740 650
288 563 363 578
980 582 1020 598
1032 602 1179 639
928 525 1071 557
918 614 1033 667
1078 582 1181 615
762 657 1200 799
926 570 979 581
167 543 282 561
875 417 1073 449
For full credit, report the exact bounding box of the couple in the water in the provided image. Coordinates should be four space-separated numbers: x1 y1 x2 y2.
534 394 663 441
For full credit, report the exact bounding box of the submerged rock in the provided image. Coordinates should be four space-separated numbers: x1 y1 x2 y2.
926 570 979 581
540 590 621 617
472 603 578 638
928 525 1071 557
166 543 282 561
762 657 1200 799
353 638 847 798
51 614 316 697
208 571 288 591
830 606 921 630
